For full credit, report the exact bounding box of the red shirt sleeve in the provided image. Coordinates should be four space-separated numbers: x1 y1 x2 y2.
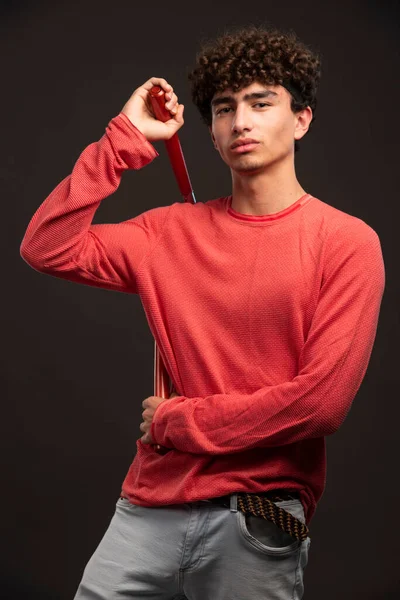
20 114 170 294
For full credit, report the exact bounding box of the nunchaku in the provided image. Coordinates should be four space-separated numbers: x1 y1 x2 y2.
148 85 196 454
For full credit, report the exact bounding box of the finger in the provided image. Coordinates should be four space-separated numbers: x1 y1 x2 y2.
142 397 153 408
165 92 178 111
142 77 173 95
166 104 183 123
144 432 153 444
173 104 184 123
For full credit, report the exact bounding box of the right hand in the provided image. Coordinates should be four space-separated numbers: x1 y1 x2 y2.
121 77 184 142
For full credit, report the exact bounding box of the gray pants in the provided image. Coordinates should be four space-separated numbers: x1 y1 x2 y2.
73 494 311 599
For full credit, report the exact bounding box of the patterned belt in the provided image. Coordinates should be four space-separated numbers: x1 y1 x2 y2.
207 491 309 542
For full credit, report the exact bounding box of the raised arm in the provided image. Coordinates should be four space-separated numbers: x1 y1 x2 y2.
20 78 184 294
151 223 385 454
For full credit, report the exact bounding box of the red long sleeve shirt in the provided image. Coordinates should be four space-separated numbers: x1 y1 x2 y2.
20 113 385 523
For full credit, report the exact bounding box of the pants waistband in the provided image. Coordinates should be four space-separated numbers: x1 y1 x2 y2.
119 490 300 512
203 490 300 512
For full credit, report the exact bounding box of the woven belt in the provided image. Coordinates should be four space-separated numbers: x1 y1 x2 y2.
208 491 309 542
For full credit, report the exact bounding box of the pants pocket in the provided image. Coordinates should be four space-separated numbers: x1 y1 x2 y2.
236 499 305 556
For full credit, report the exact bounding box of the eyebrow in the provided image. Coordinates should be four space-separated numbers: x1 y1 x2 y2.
211 90 278 108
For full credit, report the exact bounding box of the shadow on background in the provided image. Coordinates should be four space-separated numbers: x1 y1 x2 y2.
1 576 59 600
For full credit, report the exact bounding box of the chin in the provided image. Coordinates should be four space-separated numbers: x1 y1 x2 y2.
233 160 266 175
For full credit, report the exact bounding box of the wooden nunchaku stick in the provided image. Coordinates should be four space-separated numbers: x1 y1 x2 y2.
148 85 196 454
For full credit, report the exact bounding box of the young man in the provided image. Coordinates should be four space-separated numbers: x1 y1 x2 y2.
20 25 385 600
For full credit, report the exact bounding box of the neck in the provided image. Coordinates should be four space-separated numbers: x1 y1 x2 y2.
230 159 306 216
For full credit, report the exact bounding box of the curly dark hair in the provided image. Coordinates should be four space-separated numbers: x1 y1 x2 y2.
188 25 322 151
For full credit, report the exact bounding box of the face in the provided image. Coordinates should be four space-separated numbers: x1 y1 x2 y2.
209 81 312 175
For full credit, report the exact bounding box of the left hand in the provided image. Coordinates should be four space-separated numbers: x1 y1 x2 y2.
140 394 178 444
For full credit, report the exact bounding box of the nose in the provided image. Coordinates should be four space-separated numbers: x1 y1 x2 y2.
231 104 253 134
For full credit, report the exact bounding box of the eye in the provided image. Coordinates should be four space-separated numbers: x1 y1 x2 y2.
216 107 232 115
254 102 271 108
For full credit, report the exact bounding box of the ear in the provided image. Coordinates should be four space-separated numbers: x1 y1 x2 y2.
294 106 313 142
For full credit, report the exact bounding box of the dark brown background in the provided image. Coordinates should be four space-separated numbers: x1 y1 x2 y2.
2 0 399 597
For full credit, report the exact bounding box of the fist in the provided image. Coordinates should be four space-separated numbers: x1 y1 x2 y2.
140 392 179 445
121 77 184 142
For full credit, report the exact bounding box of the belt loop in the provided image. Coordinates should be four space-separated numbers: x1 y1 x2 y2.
230 493 238 513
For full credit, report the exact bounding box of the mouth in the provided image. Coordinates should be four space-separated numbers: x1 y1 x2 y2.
230 139 260 153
